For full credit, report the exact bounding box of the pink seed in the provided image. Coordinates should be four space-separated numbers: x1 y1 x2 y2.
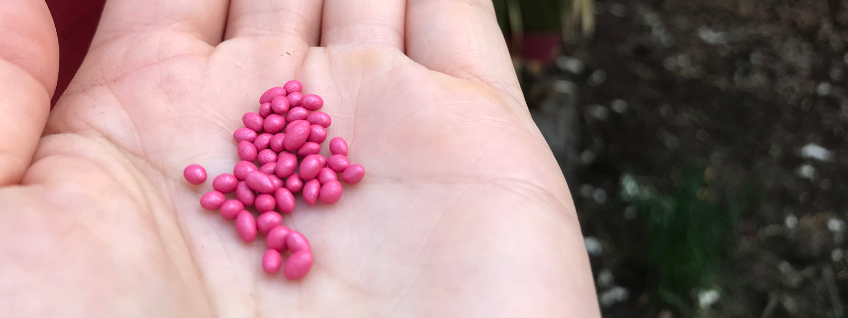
236 181 256 206
299 154 325 180
341 164 365 184
255 193 276 212
327 154 350 172
319 180 343 204
235 210 257 242
200 191 226 210
233 161 258 180
285 107 309 122
260 87 286 104
246 171 275 194
274 187 296 213
317 167 338 184
259 103 273 118
259 162 276 175
308 125 327 143
284 251 313 280
296 142 321 157
212 173 239 193
262 249 283 274
233 128 258 143
303 179 320 206
220 200 244 220
271 95 290 114
257 149 278 165
243 112 264 132
329 137 348 156
285 172 303 193
283 80 302 94
238 140 258 162
286 231 311 252
256 211 283 235
287 92 303 107
275 152 297 178
254 133 273 150
263 114 285 134
306 111 331 128
284 120 310 151
270 133 286 152
266 225 291 251
183 164 207 185
269 175 284 189
301 94 323 111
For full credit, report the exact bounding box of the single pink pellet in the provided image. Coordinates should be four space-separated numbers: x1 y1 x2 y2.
283 80 302 94
299 154 325 180
301 94 323 111
286 231 311 252
287 92 303 107
235 210 257 242
263 114 286 134
285 173 304 193
274 187 296 213
256 211 283 235
220 200 244 220
236 181 256 206
266 225 291 251
260 87 286 104
284 251 313 280
308 125 327 143
341 164 365 184
269 175 284 189
246 171 275 194
259 103 273 118
259 162 276 175
212 173 239 193
284 120 310 151
306 111 331 128
254 133 273 150
183 164 207 185
234 128 258 143
327 154 350 173
270 133 286 152
317 167 338 184
255 193 276 212
233 161 258 180
319 180 343 204
257 149 278 165
200 191 226 210
243 112 264 132
238 141 258 162
303 179 320 206
262 249 283 274
329 137 348 156
285 107 309 122
275 152 297 178
296 142 321 157
270 95 290 114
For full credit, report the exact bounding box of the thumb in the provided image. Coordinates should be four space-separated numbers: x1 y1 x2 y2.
0 0 59 185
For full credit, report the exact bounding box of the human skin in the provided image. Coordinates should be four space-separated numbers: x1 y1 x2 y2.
0 0 600 317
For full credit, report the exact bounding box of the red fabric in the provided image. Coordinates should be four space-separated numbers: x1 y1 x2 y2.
45 0 106 105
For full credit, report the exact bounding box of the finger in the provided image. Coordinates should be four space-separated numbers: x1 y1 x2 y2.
225 0 323 45
91 0 229 47
0 0 59 185
320 0 405 49
405 0 524 105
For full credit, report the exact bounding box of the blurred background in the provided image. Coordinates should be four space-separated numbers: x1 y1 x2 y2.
44 0 847 317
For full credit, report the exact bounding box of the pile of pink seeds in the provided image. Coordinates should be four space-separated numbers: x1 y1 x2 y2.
182 80 364 280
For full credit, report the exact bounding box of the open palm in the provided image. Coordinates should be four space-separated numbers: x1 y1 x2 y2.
1 0 598 317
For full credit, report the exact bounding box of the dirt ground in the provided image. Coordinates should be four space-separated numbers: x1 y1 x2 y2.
523 0 848 317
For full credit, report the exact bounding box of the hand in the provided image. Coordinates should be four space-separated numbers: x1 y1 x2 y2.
0 0 599 317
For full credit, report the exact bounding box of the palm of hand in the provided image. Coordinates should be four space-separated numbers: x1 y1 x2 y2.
1 1 597 317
